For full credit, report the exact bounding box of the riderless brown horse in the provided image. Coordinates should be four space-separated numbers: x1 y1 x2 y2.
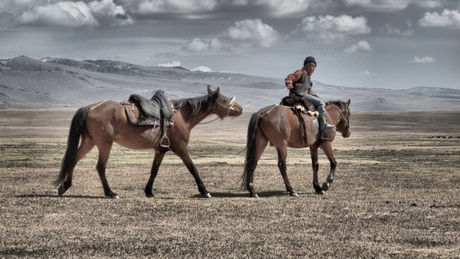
241 99 351 197
55 86 242 198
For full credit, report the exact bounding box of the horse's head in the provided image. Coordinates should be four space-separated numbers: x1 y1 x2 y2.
208 85 243 118
330 99 351 138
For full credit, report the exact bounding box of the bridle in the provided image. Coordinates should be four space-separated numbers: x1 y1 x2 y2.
216 96 238 118
329 102 350 132
199 95 238 124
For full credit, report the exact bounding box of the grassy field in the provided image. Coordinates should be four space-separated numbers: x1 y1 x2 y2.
1 109 459 258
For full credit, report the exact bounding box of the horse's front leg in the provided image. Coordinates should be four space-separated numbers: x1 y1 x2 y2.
309 146 323 194
144 149 166 198
174 147 210 198
319 141 337 192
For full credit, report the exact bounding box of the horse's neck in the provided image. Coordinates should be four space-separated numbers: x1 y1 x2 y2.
179 105 212 129
326 104 341 125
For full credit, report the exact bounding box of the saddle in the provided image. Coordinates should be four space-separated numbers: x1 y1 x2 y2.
121 90 175 148
280 96 320 144
280 95 316 113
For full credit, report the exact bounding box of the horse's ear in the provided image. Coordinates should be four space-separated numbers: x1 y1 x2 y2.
346 99 351 107
207 85 213 94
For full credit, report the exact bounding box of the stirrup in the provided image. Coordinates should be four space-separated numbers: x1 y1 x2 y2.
324 124 335 130
160 136 170 148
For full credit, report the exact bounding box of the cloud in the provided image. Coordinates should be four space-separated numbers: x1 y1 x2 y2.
158 61 181 67
407 56 436 63
343 41 373 53
4 0 133 27
181 38 229 52
88 0 133 25
15 2 98 27
221 19 280 47
380 23 414 36
415 0 443 9
360 70 377 76
293 15 371 43
182 19 280 52
116 0 312 20
418 9 460 29
191 66 212 72
338 0 413 12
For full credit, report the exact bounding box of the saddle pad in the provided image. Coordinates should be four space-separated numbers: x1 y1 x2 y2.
122 101 160 126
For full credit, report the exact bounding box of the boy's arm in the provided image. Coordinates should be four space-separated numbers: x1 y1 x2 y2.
285 70 303 89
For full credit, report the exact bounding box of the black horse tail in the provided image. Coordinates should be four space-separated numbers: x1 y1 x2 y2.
241 111 262 189
54 107 89 187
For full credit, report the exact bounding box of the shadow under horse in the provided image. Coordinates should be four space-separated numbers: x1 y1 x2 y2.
55 86 242 198
242 99 351 197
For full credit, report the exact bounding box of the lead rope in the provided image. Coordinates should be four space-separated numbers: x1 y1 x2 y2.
239 88 286 108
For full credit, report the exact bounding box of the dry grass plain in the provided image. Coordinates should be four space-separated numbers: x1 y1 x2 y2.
1 109 459 258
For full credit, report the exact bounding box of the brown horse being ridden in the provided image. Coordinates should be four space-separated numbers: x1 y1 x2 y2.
241 99 351 197
55 86 242 198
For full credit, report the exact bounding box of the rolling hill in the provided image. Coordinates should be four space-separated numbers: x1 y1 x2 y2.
1 56 459 111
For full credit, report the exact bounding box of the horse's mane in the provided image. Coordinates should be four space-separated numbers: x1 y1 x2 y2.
326 100 346 111
171 94 211 116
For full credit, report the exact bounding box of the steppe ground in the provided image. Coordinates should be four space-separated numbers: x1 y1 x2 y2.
1 109 459 258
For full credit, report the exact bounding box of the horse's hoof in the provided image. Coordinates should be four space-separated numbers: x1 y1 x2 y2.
250 193 259 198
106 192 119 199
58 186 66 196
145 194 154 198
322 182 330 191
203 193 212 198
315 189 325 195
290 192 299 197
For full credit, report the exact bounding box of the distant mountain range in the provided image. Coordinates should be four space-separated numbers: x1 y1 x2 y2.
1 56 459 111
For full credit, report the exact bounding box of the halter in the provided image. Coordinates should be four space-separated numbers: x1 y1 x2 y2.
216 96 238 118
200 96 238 124
329 102 350 131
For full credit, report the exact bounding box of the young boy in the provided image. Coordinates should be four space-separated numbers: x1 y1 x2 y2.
285 56 335 137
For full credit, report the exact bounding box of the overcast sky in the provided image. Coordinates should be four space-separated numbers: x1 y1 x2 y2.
1 0 459 90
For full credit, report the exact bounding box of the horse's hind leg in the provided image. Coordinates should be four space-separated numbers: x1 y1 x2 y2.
58 135 95 196
277 147 297 196
95 142 118 198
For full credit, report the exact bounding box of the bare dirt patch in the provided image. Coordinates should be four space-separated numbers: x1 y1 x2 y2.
1 110 459 258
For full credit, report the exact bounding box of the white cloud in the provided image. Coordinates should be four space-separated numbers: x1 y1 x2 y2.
342 0 412 12
415 0 443 9
360 70 377 76
408 56 436 63
380 23 414 36
158 61 181 67
117 0 311 20
192 66 212 72
293 15 371 43
16 2 98 27
419 9 460 29
6 0 133 27
89 0 133 26
182 19 280 52
221 19 280 47
343 41 373 53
